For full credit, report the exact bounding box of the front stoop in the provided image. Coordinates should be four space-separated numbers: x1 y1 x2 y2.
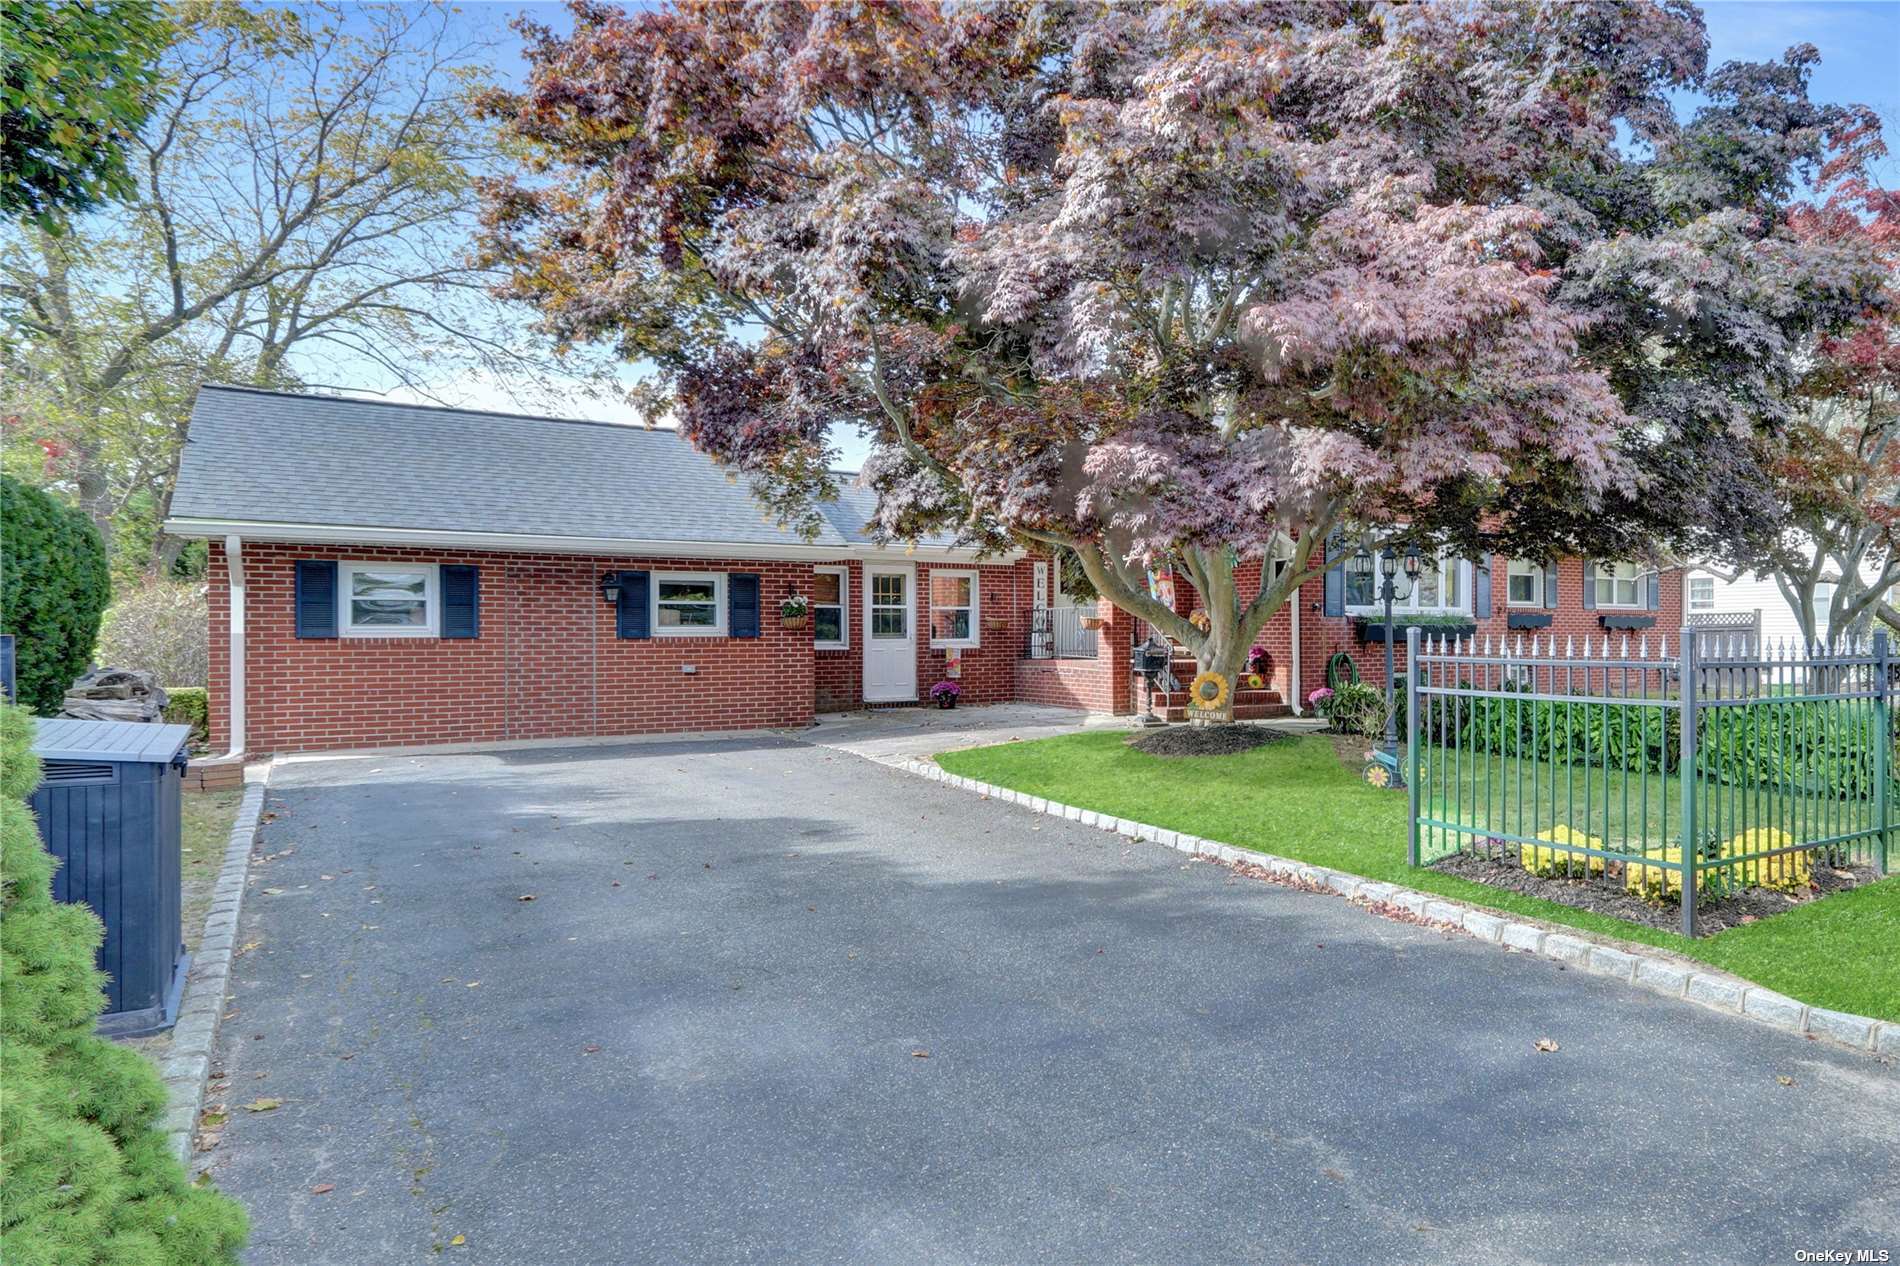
895 757 1899 1062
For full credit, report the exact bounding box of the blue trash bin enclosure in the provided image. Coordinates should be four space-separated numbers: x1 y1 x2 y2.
28 718 193 1037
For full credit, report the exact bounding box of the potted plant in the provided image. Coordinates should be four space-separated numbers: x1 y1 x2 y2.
1078 609 1105 631
1248 643 1272 677
929 680 962 709
780 593 810 628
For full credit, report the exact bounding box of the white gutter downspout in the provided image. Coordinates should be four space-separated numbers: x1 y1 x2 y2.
1290 585 1303 716
224 535 246 759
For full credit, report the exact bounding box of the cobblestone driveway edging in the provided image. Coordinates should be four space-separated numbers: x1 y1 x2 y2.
155 774 270 1164
897 757 1898 1062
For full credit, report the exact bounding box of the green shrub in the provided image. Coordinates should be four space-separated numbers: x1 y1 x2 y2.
0 705 247 1263
1320 680 1387 739
1 477 111 714
161 688 207 746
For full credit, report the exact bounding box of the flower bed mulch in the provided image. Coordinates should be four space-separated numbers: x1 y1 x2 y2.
1129 724 1291 758
1431 848 1877 934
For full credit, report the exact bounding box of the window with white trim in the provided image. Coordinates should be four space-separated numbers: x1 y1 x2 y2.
653 572 725 636
341 563 438 637
928 569 978 647
1593 561 1650 608
1688 576 1715 611
1346 556 1468 615
1507 559 1546 606
813 566 847 648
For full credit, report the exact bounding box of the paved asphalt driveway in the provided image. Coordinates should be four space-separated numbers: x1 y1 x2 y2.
207 731 1899 1265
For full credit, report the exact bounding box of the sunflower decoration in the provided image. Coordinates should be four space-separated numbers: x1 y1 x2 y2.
1188 670 1231 714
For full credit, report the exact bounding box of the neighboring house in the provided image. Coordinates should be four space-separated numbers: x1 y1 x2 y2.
1683 558 1892 650
166 386 1684 753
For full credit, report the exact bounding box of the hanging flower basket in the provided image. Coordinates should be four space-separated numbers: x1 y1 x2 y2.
781 593 810 628
1079 614 1105 630
782 615 808 628
984 615 1009 631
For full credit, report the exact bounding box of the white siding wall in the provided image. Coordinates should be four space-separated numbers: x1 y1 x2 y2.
1686 562 1889 648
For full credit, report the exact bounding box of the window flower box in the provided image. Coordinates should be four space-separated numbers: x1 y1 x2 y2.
1598 614 1655 631
1353 616 1475 644
1508 612 1553 630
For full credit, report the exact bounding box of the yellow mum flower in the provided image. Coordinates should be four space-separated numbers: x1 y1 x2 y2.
1521 825 1606 878
1720 828 1810 894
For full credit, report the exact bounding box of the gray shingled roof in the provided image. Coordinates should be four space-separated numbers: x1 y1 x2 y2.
168 385 960 551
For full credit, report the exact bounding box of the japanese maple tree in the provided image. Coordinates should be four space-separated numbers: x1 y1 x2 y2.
481 1 1884 717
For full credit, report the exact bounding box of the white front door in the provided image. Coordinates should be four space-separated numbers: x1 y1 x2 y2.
863 565 917 702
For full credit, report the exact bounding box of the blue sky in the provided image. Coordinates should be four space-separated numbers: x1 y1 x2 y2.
364 0 1900 462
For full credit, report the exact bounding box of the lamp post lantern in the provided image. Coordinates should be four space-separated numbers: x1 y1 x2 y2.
1369 546 1420 788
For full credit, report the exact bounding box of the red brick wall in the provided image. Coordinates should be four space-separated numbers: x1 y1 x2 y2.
812 559 862 713
1293 554 1684 704
1149 551 1683 712
209 541 819 754
913 561 1028 707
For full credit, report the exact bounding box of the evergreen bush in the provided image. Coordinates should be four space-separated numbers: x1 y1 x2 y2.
1 477 112 714
0 705 247 1263
161 688 208 747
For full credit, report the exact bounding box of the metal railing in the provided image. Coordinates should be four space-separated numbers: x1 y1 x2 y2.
1025 607 1100 660
1405 626 1892 936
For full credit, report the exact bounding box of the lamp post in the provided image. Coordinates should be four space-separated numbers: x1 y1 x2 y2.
1377 546 1422 780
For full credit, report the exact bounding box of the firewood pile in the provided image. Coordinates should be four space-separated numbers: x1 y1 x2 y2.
59 668 170 723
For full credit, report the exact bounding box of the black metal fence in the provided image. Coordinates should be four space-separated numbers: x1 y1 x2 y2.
1405 626 1893 936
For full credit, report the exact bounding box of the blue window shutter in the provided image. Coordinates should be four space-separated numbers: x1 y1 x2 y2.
1544 564 1560 609
1647 570 1661 611
1322 532 1345 618
1582 561 1598 610
294 560 337 638
616 570 650 639
1473 558 1491 620
441 565 480 639
729 573 761 638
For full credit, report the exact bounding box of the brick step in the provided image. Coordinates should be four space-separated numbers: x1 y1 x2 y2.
1159 702 1293 722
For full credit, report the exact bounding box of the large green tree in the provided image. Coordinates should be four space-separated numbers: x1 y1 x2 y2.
2 2 597 570
482 1 1886 718
0 1 172 229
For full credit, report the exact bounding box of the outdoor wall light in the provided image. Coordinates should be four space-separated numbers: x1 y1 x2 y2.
598 572 622 605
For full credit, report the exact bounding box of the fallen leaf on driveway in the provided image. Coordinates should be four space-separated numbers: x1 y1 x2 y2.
466 981 480 988
517 894 536 902
1533 1038 1560 1053
244 1098 282 1112
582 1044 601 1054
911 1049 930 1059
311 1183 335 1195
261 888 285 896
1776 1075 1795 1086
195 1131 221 1151
450 1235 466 1246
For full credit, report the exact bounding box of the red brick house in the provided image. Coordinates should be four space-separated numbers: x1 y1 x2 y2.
168 386 1681 754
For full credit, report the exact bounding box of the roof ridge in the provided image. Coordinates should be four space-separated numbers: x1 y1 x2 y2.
195 382 676 436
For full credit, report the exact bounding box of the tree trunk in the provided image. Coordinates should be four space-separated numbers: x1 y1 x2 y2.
1183 632 1251 725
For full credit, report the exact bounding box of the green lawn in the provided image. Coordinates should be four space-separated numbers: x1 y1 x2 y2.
180 786 241 955
936 731 1900 1023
